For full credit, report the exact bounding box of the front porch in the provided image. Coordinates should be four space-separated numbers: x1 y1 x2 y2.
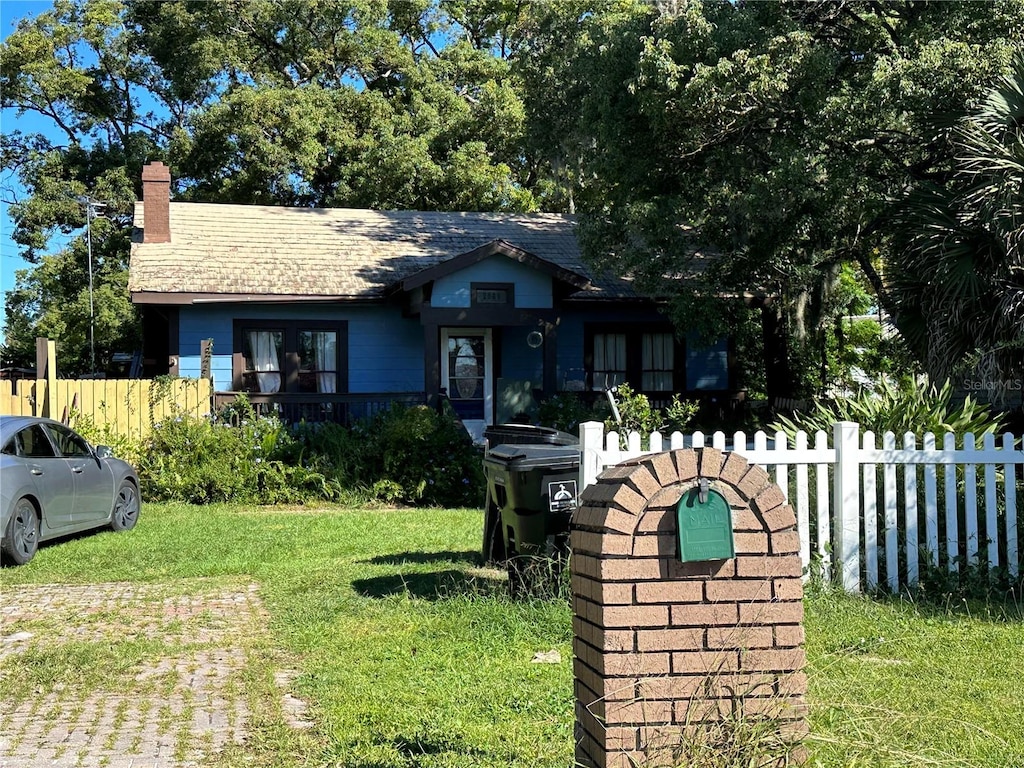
212 391 428 426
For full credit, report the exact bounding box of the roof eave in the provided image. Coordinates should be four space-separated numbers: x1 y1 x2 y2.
130 291 382 306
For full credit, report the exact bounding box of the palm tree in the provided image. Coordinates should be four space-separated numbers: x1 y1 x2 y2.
890 56 1024 392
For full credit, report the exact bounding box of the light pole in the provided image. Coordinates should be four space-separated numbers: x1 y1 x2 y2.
77 196 106 374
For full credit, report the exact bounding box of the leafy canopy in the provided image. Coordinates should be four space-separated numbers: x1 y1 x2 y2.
520 0 1024 391
1 0 549 373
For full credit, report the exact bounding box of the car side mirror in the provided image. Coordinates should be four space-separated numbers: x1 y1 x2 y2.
94 445 113 460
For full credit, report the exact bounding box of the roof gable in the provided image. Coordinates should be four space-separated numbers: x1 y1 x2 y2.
395 239 590 294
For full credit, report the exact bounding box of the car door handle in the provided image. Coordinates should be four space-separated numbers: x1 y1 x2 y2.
71 466 83 474
31 468 43 476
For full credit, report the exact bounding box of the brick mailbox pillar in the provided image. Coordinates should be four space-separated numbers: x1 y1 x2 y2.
571 448 807 767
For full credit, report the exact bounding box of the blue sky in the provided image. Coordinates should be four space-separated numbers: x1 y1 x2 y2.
1 1 69 338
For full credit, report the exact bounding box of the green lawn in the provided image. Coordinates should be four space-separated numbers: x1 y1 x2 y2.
1 503 1021 767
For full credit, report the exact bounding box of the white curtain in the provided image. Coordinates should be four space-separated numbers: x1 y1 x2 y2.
642 333 674 391
593 333 626 390
248 331 281 393
313 331 337 393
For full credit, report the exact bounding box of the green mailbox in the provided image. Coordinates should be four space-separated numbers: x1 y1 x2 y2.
676 479 735 562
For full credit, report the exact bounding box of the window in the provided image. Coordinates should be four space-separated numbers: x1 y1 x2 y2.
8 425 58 458
642 332 674 391
447 334 486 419
243 329 283 393
298 331 338 394
585 324 684 394
686 338 730 390
47 424 92 457
592 333 627 390
233 320 347 394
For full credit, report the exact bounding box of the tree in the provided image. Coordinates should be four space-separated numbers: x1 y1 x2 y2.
125 0 537 210
890 55 1024 389
1 0 160 372
518 0 1024 395
1 0 544 373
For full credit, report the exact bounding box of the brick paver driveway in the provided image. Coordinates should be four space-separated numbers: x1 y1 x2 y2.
0 580 270 768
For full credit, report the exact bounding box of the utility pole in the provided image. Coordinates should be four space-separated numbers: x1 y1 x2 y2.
77 196 106 374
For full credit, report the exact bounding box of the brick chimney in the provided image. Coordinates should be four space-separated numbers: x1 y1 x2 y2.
141 161 171 243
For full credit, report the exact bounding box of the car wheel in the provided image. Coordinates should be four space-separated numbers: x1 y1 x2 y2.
110 481 140 532
2 498 40 565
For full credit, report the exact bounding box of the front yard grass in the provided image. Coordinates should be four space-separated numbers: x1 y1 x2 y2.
1 502 1021 767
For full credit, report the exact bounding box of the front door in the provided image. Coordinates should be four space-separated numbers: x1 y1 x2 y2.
441 328 493 443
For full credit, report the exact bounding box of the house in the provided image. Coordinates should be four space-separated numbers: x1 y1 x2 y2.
129 162 748 438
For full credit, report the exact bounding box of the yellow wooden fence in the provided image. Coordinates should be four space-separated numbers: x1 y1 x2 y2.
0 378 212 441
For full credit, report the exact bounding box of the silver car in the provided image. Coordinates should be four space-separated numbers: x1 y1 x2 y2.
1 415 141 565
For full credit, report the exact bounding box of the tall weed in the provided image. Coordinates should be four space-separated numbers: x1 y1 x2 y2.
69 410 144 467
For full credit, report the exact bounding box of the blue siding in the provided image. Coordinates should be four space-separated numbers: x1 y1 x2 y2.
177 304 422 392
432 256 552 309
173 300 730 398
178 311 232 386
500 327 544 382
347 310 422 392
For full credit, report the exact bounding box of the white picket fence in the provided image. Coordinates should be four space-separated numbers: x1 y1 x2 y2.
578 420 1024 593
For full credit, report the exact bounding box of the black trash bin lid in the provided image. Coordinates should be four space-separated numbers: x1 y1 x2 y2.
483 423 578 447
483 443 581 471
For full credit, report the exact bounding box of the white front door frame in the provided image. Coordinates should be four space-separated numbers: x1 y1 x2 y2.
440 327 493 443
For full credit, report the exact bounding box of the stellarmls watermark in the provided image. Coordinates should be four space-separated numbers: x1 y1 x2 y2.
960 378 1024 393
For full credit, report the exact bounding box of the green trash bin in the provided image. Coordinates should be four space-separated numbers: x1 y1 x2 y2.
482 441 580 592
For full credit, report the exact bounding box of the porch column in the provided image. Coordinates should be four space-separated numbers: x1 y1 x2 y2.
423 323 440 399
543 320 558 398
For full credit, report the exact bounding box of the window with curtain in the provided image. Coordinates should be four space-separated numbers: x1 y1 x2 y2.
298 330 337 393
592 332 627 390
243 330 283 392
234 320 347 394
642 332 674 391
586 323 716 395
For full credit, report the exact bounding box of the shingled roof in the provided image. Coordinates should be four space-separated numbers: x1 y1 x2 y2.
129 201 636 303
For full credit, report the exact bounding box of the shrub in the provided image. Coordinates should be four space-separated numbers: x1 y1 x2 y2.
139 406 336 505
771 379 1014 598
358 404 485 507
664 394 702 433
536 392 604 434
285 421 366 484
606 383 660 436
139 414 251 503
602 384 701 448
269 404 485 507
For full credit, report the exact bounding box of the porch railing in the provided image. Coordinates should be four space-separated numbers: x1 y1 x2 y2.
212 391 427 426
